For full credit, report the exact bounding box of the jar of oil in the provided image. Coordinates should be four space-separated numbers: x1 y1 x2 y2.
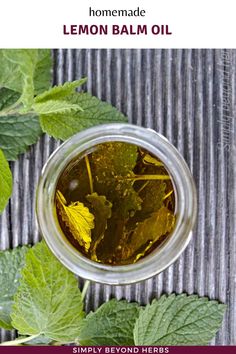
36 124 197 284
55 142 176 265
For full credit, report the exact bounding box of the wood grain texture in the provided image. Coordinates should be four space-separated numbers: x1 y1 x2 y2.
0 49 235 345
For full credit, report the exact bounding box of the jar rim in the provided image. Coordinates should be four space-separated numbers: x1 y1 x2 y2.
36 123 197 285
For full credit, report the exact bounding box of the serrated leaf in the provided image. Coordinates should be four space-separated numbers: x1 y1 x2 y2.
90 143 142 264
0 149 12 213
33 100 83 115
0 49 52 94
0 115 42 160
0 88 20 111
86 193 112 261
137 180 166 217
34 78 87 103
93 142 137 179
11 241 85 343
40 92 127 140
92 143 141 215
56 190 94 252
33 49 52 94
18 335 52 345
0 49 38 109
0 49 52 109
134 206 175 243
0 246 28 329
78 299 140 345
0 50 35 93
142 153 164 167
134 294 226 345
123 206 175 263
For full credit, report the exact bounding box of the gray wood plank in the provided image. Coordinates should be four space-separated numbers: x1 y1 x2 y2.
0 49 235 345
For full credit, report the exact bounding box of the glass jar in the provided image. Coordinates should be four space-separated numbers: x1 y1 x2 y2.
36 124 197 285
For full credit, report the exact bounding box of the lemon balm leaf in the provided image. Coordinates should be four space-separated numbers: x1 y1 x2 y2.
19 335 52 345
0 114 42 161
0 49 52 110
40 92 127 140
120 206 175 263
33 100 83 115
32 49 52 94
92 142 138 179
11 241 85 343
0 88 20 111
34 78 87 102
0 50 38 110
137 180 166 217
56 190 94 252
0 149 12 213
86 193 112 261
78 299 140 345
0 246 28 329
134 294 226 345
91 142 142 216
142 153 164 167
131 206 175 245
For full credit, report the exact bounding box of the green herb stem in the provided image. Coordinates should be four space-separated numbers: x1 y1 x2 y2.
81 280 90 301
163 189 174 200
0 334 39 346
137 181 149 194
122 175 171 181
85 156 94 194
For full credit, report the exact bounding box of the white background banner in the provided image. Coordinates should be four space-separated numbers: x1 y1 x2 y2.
0 0 235 48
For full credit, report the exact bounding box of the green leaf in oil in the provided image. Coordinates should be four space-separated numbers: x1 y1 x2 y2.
56 190 94 252
142 152 164 167
120 206 175 263
137 180 167 217
86 193 112 261
127 180 168 233
92 142 142 217
92 142 138 181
